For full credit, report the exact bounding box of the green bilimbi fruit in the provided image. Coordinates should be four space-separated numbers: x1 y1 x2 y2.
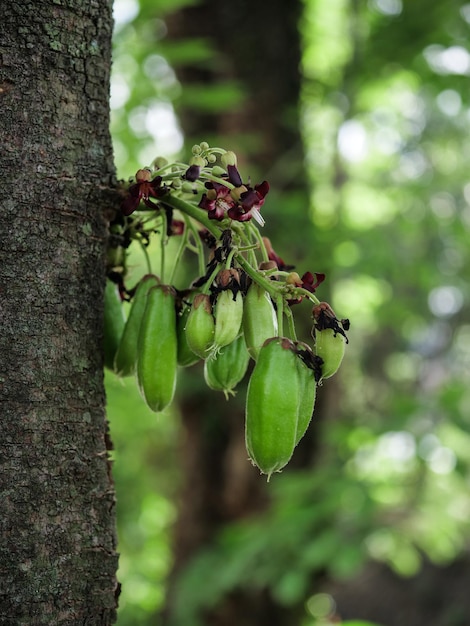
177 299 200 367
245 337 301 480
185 293 215 359
137 284 178 412
315 328 346 379
204 334 250 398
294 343 317 445
242 282 278 360
114 274 160 377
103 278 126 371
213 289 243 352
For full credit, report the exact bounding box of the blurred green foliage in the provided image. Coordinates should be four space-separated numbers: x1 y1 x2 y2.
106 368 179 622
107 0 470 624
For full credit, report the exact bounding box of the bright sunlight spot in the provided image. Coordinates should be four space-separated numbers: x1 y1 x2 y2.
370 0 403 16
424 44 470 75
113 0 139 28
428 286 464 318
337 119 369 162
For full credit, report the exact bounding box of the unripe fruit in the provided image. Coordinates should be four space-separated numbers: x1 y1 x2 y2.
243 282 278 360
213 289 243 352
103 279 126 371
294 344 317 444
315 328 346 379
114 274 160 377
245 337 301 479
137 285 178 412
204 334 250 398
185 294 215 359
176 300 200 367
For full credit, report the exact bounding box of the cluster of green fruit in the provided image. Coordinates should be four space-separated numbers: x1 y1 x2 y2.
105 143 349 479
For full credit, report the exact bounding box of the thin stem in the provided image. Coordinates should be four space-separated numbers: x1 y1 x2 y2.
202 263 222 295
284 305 297 341
225 248 237 269
168 227 189 285
247 222 269 263
161 195 222 239
230 222 259 267
275 294 284 337
185 217 206 277
139 241 152 275
293 287 321 306
235 254 280 299
160 210 167 281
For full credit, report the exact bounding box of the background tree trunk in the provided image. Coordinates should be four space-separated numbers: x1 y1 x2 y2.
0 2 119 623
161 1 327 623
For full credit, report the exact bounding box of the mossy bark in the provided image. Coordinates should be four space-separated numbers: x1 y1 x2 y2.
0 1 119 623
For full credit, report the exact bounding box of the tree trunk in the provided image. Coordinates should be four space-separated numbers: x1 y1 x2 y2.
0 1 119 623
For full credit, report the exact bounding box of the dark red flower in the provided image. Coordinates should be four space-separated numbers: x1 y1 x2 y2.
286 271 326 306
300 271 325 293
198 182 236 221
199 164 269 225
121 169 167 216
227 180 269 226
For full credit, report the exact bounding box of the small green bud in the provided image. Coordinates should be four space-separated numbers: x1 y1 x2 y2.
207 153 217 164
152 156 168 170
181 181 196 193
221 151 237 168
230 185 248 202
200 141 210 151
192 144 202 155
211 165 226 177
189 155 207 168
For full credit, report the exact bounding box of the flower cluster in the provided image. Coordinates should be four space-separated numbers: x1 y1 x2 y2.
198 163 269 226
107 142 350 478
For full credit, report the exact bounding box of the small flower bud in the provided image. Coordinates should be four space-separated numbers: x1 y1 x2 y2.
259 261 278 272
192 144 202 155
230 185 248 202
211 165 227 177
189 155 207 168
200 141 210 151
152 156 168 170
286 272 302 286
181 181 196 194
221 151 238 168
135 168 152 183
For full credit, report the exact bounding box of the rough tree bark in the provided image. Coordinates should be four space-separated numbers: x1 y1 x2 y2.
1 1 119 623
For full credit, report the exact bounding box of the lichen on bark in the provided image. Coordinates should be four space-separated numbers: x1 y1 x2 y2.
0 1 119 623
